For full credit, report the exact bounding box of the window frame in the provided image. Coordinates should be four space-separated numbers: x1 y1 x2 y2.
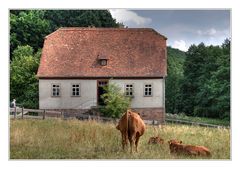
71 83 81 97
51 83 61 97
125 84 134 97
143 83 153 97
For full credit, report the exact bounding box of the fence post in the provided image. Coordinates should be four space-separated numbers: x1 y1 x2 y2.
43 109 46 120
61 111 63 120
22 107 24 119
14 107 16 119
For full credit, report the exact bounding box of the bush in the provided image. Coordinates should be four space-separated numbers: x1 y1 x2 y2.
100 83 131 118
10 45 40 108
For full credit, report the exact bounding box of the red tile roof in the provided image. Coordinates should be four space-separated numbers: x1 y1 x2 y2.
37 27 167 78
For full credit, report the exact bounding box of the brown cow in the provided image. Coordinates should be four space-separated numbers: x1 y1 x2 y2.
148 136 164 144
116 110 146 153
168 139 183 153
168 139 211 157
183 145 211 156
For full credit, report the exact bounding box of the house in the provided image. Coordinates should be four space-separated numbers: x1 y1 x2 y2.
37 27 167 122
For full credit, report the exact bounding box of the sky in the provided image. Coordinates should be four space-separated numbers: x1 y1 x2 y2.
110 10 230 51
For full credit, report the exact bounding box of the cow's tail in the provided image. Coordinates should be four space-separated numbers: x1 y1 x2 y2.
126 110 129 137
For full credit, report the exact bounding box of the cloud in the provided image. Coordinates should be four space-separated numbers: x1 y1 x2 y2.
172 40 188 51
197 28 217 36
195 28 230 46
109 9 152 26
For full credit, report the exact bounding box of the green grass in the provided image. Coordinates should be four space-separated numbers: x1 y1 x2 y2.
10 119 230 159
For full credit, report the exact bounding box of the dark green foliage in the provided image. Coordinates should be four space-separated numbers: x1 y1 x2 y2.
100 83 131 118
10 46 41 108
10 11 51 59
44 10 120 31
165 47 186 114
45 10 118 30
179 39 230 119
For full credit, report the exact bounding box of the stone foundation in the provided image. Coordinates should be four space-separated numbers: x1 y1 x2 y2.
131 107 165 123
44 107 165 123
45 109 90 118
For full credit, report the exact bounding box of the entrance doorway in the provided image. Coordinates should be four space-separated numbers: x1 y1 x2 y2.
97 80 108 106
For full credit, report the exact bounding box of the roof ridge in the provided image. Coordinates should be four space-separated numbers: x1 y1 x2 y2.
58 27 153 31
57 27 167 40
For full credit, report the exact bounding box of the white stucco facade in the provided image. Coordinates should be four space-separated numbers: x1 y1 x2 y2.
110 79 164 108
39 79 165 109
39 79 97 109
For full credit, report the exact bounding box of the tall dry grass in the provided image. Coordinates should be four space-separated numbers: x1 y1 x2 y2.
10 119 230 159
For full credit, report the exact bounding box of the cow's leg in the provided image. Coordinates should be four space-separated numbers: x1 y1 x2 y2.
122 133 128 151
129 135 134 154
135 133 140 152
121 133 125 150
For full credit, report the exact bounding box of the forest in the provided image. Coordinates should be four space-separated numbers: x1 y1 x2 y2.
10 10 230 120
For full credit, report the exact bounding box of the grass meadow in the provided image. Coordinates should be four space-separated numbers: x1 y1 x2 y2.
10 119 230 159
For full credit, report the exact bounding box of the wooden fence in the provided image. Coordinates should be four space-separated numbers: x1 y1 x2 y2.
9 107 229 128
165 118 230 129
10 107 63 120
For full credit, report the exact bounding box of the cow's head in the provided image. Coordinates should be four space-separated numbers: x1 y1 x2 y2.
168 139 183 145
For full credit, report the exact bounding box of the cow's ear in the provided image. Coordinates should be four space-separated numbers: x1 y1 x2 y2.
137 112 140 116
168 141 171 144
180 141 182 144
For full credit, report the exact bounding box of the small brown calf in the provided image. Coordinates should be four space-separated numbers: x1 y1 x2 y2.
148 136 164 144
168 139 211 157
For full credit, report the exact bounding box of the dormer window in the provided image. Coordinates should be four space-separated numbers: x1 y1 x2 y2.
98 54 108 66
100 59 107 66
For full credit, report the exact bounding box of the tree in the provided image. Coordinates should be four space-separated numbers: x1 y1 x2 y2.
10 10 50 59
179 39 230 119
100 83 131 118
44 10 120 31
193 40 230 119
179 43 208 116
10 45 41 108
165 47 186 114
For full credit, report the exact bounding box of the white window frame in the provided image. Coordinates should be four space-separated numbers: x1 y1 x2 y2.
144 83 153 97
71 83 81 97
51 83 61 97
125 84 134 97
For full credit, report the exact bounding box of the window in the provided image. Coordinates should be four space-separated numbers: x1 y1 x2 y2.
72 84 80 96
52 84 60 97
98 81 108 87
125 84 133 96
99 59 107 66
144 84 152 96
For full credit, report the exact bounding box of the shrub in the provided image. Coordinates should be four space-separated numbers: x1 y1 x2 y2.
100 83 131 118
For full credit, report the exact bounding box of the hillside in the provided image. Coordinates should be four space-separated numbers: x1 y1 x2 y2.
166 47 186 114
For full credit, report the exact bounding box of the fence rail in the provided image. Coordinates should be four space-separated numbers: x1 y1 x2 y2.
165 118 230 129
10 107 62 120
9 107 229 128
